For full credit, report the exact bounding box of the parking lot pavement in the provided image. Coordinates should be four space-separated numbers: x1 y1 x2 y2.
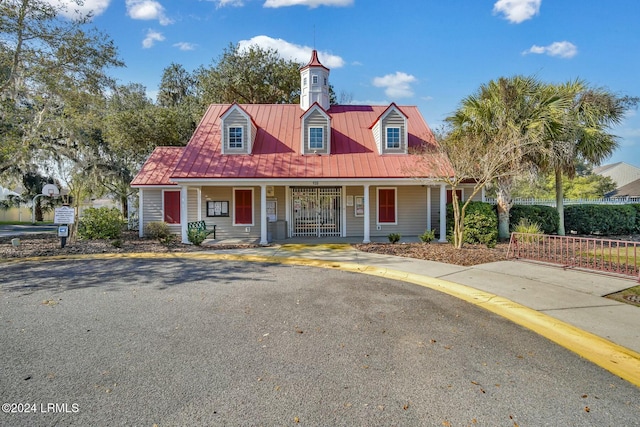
1 259 639 426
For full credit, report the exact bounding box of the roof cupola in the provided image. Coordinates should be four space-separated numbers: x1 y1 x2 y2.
300 50 330 110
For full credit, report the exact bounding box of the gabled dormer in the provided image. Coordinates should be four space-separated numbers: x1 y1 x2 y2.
369 103 409 155
300 103 331 155
300 50 330 110
219 103 258 155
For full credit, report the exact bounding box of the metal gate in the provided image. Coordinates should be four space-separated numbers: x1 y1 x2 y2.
290 187 342 237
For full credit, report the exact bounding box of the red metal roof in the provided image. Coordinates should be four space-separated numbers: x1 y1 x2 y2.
132 104 452 185
130 146 182 186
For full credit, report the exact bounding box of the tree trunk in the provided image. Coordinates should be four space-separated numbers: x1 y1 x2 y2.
555 168 565 236
35 199 43 222
451 190 464 248
121 195 129 219
495 176 513 240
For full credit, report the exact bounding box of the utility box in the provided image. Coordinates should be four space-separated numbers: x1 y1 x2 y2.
268 220 288 241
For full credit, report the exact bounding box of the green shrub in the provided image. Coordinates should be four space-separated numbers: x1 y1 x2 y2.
510 205 559 234
78 207 124 240
144 221 171 240
631 204 640 232
447 201 498 248
514 218 542 235
419 229 436 243
564 204 636 235
387 233 401 244
188 228 208 246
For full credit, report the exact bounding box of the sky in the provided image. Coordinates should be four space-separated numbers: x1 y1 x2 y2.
54 0 640 167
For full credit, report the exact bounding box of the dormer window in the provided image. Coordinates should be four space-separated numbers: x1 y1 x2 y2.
386 127 400 149
228 127 243 148
370 103 409 154
309 127 324 149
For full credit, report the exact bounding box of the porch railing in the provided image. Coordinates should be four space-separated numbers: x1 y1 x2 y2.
507 233 640 282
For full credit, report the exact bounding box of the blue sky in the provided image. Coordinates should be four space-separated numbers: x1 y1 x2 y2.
58 0 639 167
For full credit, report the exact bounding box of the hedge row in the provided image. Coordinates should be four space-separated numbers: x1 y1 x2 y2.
564 204 638 235
510 203 640 235
509 205 559 234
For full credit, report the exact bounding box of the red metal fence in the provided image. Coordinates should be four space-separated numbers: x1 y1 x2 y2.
507 233 640 282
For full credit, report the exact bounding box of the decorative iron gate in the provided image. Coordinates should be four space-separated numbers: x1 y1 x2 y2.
290 187 342 237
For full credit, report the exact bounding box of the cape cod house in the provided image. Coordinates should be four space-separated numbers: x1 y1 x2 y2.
131 50 471 244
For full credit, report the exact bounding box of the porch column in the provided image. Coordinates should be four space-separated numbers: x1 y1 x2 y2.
196 187 202 221
363 184 371 243
138 189 144 238
259 184 268 245
426 186 432 232
180 185 189 244
439 184 447 242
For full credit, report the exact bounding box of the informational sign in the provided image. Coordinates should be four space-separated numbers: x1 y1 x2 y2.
57 226 69 237
354 196 364 217
266 200 277 222
54 206 75 224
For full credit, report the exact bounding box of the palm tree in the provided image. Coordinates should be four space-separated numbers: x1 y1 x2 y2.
535 81 635 235
447 76 565 239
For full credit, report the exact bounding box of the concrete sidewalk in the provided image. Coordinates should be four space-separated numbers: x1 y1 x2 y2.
211 243 640 355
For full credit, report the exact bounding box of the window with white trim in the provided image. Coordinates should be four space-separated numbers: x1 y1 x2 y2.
309 127 324 149
386 127 400 149
312 75 318 84
228 127 243 149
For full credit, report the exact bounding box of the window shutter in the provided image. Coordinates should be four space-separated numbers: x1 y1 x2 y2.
235 189 253 225
378 189 396 223
164 191 181 224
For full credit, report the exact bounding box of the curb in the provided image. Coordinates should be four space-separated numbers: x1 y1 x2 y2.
3 251 640 388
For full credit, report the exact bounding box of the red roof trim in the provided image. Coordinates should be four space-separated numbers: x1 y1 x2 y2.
220 102 259 129
300 102 332 119
300 49 329 72
368 102 409 129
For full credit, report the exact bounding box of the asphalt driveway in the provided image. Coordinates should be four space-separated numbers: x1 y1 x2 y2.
1 259 639 426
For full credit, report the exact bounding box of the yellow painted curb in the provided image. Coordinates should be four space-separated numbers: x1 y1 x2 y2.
3 251 639 387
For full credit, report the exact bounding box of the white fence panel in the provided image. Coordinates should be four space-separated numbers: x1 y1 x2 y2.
485 197 640 207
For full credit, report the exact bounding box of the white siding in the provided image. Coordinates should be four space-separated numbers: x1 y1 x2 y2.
201 186 263 240
372 121 382 154
302 109 330 154
381 110 407 154
368 186 428 237
345 186 364 237
221 109 251 154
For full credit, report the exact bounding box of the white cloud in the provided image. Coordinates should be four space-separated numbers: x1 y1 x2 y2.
238 35 345 68
126 0 173 25
209 0 245 7
264 0 353 8
173 42 196 51
523 41 578 58
493 0 541 23
142 29 165 48
372 72 417 99
45 0 110 20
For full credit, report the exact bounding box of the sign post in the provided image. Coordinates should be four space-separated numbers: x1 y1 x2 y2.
54 205 75 248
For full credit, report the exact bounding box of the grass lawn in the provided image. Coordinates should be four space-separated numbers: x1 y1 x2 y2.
606 285 640 307
588 246 640 268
